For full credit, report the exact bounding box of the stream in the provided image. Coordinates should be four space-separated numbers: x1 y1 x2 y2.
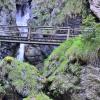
16 4 30 61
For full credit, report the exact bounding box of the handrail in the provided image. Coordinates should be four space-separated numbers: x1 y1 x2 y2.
0 25 95 45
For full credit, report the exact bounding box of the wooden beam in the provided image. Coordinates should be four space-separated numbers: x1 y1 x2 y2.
0 39 62 45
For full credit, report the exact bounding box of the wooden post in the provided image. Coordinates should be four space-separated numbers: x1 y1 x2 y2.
67 27 70 40
28 26 31 40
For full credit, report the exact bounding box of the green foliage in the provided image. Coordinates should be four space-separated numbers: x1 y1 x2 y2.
35 93 52 100
23 92 52 100
43 25 100 96
44 39 74 76
82 15 100 42
0 84 5 94
0 57 41 96
82 15 95 27
9 60 40 94
43 37 83 96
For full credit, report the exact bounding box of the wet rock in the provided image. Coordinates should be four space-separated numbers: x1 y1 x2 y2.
25 45 44 65
0 0 19 59
25 44 55 69
0 42 18 59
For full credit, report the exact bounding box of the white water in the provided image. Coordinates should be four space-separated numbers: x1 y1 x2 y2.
16 8 30 61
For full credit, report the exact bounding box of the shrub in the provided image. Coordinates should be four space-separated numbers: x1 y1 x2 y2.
4 56 13 63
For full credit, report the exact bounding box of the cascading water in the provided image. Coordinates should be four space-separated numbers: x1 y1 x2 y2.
16 5 30 61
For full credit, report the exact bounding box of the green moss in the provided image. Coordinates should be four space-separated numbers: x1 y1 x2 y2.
23 92 52 100
36 93 52 100
43 38 81 96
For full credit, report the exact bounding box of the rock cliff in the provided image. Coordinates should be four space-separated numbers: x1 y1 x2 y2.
0 0 18 59
89 0 100 19
30 0 82 27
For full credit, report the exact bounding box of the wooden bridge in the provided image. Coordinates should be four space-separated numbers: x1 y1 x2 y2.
0 25 92 45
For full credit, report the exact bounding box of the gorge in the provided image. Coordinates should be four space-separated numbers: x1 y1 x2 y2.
0 0 100 100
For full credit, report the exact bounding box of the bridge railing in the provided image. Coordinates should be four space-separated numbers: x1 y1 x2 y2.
0 25 94 42
0 25 74 38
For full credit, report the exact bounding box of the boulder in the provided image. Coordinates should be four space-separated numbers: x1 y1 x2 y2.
25 44 55 69
25 45 44 65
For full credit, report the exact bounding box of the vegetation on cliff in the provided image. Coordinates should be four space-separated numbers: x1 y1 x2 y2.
31 0 83 26
0 56 40 96
0 56 53 99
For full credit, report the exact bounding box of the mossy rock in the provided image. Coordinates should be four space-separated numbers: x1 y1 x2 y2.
0 57 42 97
43 22 100 96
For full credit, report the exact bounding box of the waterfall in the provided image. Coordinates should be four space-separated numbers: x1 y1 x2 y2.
16 5 30 61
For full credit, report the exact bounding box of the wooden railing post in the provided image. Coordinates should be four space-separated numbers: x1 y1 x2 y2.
28 26 31 40
67 27 70 40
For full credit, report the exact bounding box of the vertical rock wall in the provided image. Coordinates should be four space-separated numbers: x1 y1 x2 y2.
89 0 100 19
0 0 16 25
0 0 17 59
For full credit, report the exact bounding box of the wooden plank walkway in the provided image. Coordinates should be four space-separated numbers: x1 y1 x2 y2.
0 25 93 45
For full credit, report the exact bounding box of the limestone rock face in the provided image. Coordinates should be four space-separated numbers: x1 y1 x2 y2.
89 0 100 19
30 0 82 27
0 0 16 25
